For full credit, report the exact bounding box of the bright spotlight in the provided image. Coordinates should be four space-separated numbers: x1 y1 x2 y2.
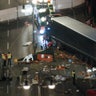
38 0 43 3
40 27 45 34
40 28 45 34
39 8 46 13
47 27 50 30
23 80 31 90
23 85 31 90
21 4 32 15
41 17 46 22
87 69 92 72
32 0 37 4
44 0 48 3
48 84 55 89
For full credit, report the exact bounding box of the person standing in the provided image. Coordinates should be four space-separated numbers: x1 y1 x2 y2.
0 52 2 68
7 52 12 67
1 53 7 67
72 70 76 85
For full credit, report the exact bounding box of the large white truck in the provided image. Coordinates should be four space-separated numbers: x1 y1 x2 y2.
50 16 96 66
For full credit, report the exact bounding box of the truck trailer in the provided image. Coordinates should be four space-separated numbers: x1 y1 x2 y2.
50 16 96 66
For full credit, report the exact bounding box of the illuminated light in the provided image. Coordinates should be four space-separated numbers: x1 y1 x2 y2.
40 27 45 34
48 0 51 2
40 30 45 34
41 54 44 58
38 0 48 3
40 29 45 34
46 22 49 25
44 0 48 3
76 89 79 92
48 84 55 89
38 0 43 3
41 17 46 22
87 69 92 72
47 27 50 30
32 0 37 4
92 67 96 71
23 80 31 90
35 72 39 74
21 4 33 15
34 30 37 33
14 58 18 63
26 0 30 3
48 56 50 58
38 8 46 13
23 85 31 90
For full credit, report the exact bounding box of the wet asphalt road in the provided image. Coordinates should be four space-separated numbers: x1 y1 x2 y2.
0 20 38 59
0 19 95 96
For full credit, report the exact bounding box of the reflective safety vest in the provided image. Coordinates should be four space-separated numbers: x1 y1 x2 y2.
7 53 12 59
2 54 6 60
72 71 75 77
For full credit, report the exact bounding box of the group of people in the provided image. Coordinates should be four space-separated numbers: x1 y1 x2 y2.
1 52 12 67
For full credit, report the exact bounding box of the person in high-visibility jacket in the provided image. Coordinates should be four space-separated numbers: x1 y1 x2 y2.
72 70 76 85
7 52 12 67
2 53 7 66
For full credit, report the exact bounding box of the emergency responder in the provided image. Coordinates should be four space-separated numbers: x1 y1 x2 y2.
72 70 76 85
0 52 2 68
7 52 12 67
2 53 7 67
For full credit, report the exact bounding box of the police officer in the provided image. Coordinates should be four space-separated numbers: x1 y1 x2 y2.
72 70 76 85
0 52 2 68
2 53 7 67
7 52 12 67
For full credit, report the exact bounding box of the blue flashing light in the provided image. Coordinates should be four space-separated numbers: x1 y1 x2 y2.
40 26 45 34
40 29 45 34
47 27 50 30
